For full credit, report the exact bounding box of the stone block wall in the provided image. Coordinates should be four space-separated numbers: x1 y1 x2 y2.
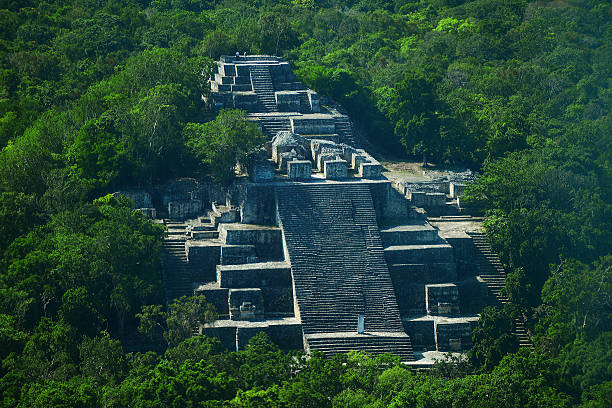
368 182 412 221
392 282 426 315
275 92 301 112
426 284 460 315
186 242 220 282
291 118 335 134
216 263 291 289
287 160 311 179
435 321 473 351
240 184 276 225
115 190 152 208
389 263 457 284
403 319 435 349
229 288 264 320
359 162 382 178
324 160 348 179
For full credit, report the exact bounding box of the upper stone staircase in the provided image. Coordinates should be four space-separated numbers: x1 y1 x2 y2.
250 65 278 112
468 231 532 348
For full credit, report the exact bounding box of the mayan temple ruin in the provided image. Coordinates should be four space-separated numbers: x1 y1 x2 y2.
120 56 530 367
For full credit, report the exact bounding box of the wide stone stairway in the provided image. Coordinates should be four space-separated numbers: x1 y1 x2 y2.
250 65 278 112
276 183 415 361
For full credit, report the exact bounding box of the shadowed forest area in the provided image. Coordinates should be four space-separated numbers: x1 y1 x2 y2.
0 0 610 406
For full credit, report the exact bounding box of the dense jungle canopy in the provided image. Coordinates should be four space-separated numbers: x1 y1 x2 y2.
0 0 610 406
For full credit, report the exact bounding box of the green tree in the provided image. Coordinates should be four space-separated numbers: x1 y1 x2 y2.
138 295 217 347
185 109 265 183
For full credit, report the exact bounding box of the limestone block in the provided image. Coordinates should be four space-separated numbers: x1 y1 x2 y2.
426 284 460 315
250 162 275 183
408 191 427 207
266 321 304 350
241 183 276 225
275 92 301 112
168 200 202 219
219 224 282 247
359 162 382 179
444 233 474 266
324 159 348 180
341 146 357 163
229 288 264 320
220 245 257 265
291 118 335 135
388 263 457 284
210 205 239 227
450 182 466 198
351 154 368 169
272 131 305 163
262 287 295 314
186 241 220 282
212 82 231 92
384 244 454 264
235 64 251 77
435 320 473 351
279 151 299 171
317 153 340 171
217 262 291 288
380 224 439 245
308 92 320 113
231 84 252 92
391 282 426 315
275 82 307 91
310 139 336 161
215 73 233 84
425 192 446 207
218 63 235 77
234 75 252 85
115 190 152 208
233 93 258 110
287 160 311 180
403 319 435 349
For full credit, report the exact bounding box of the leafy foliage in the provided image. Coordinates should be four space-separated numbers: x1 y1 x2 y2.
0 0 610 406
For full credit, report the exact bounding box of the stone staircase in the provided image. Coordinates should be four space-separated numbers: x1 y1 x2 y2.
162 221 195 301
305 332 414 361
257 116 291 138
334 117 356 146
250 65 277 112
468 232 532 348
297 92 311 113
276 184 414 361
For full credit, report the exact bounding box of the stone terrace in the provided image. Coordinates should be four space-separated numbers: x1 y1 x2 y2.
208 55 357 145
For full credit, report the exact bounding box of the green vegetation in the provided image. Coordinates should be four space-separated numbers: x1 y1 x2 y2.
0 0 610 406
